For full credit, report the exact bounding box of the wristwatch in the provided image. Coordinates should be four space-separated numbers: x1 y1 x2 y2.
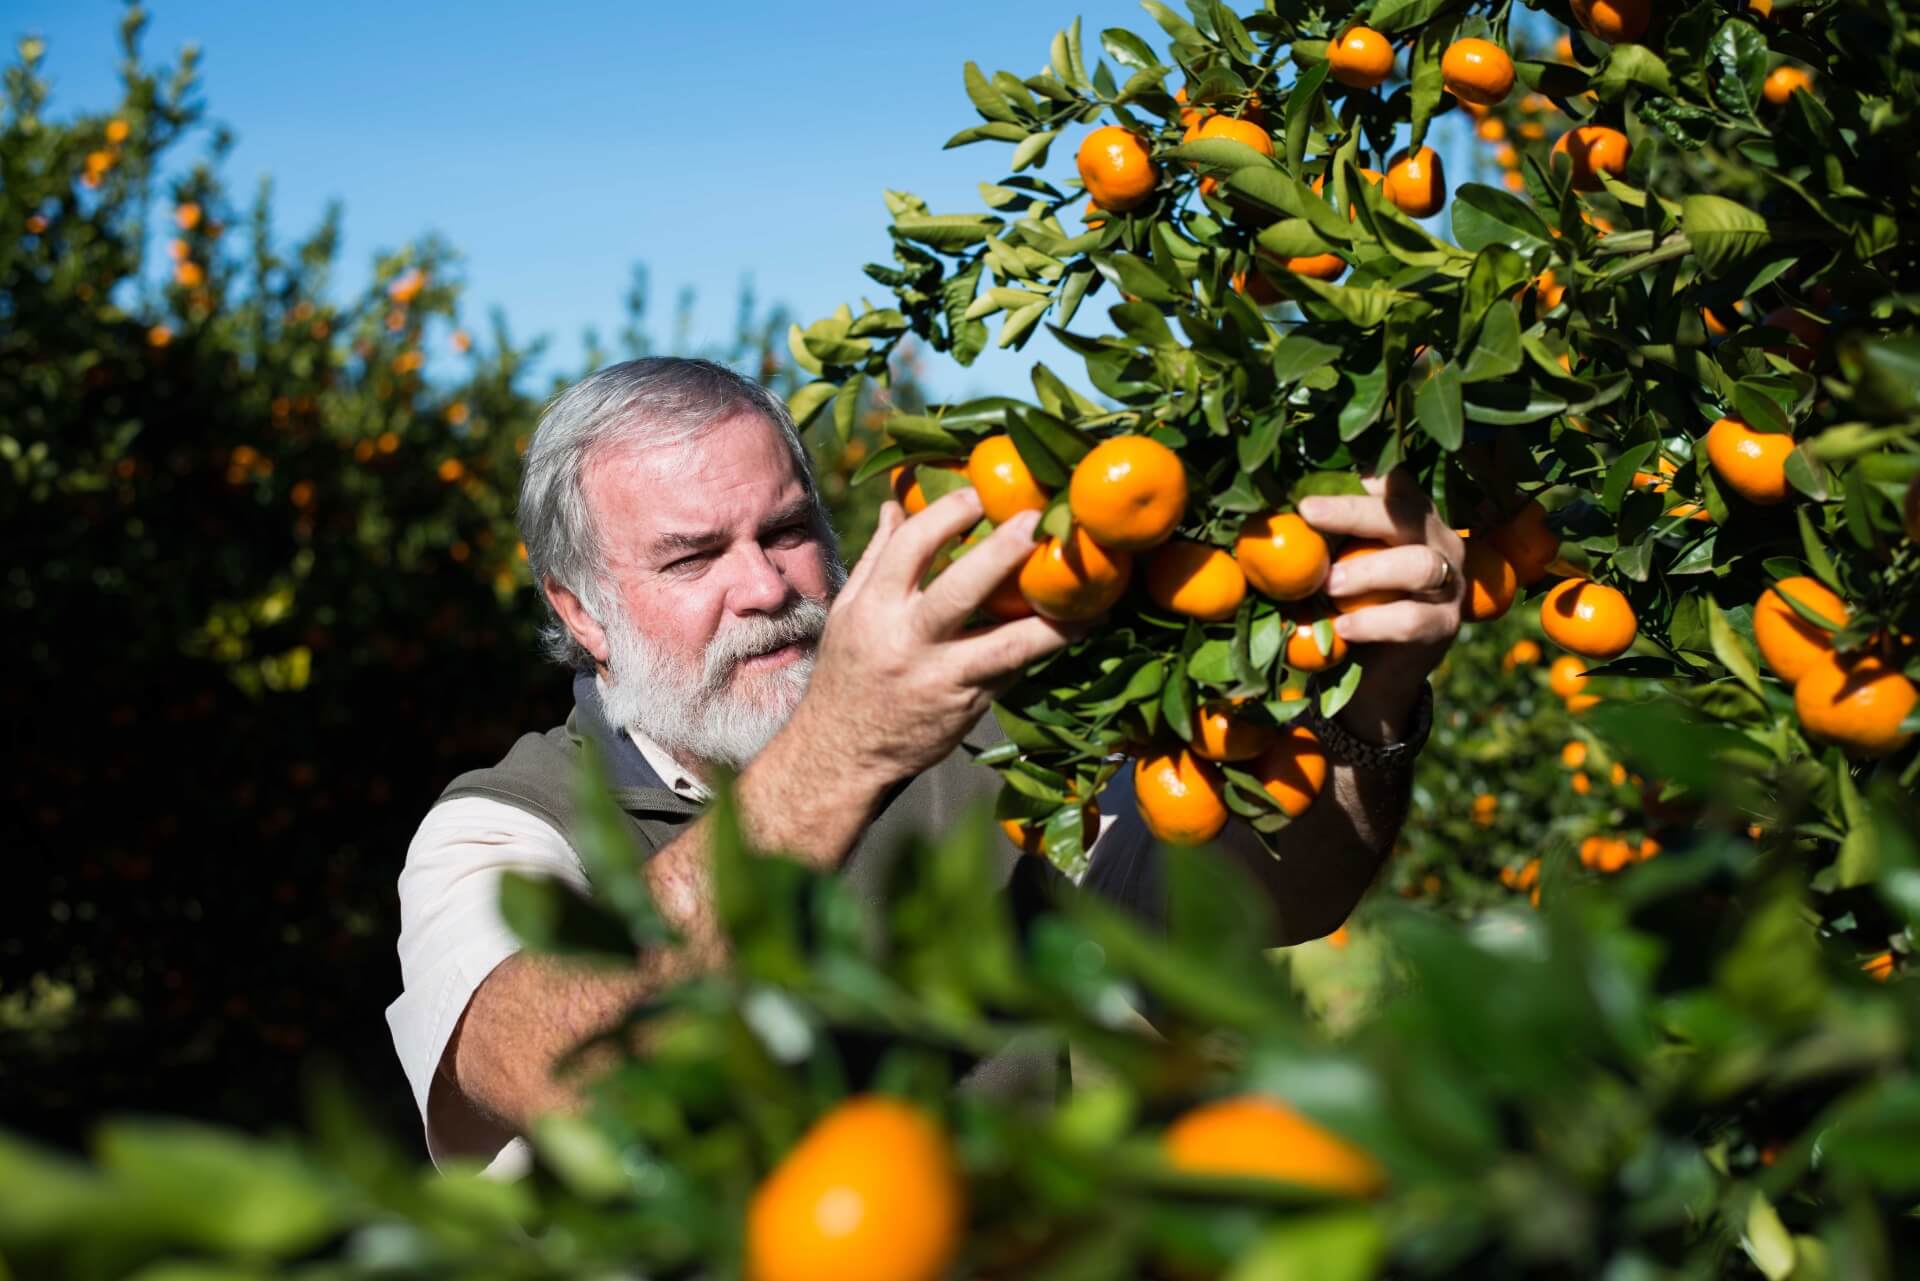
1303 681 1435 774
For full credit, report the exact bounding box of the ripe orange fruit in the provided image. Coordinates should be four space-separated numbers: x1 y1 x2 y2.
1504 639 1543 668
1001 801 1100 857
1763 66 1813 104
1571 771 1593 795
1561 740 1589 768
1309 167 1386 219
1146 540 1247 621
747 1096 962 1281
1192 702 1278 762
1460 536 1518 622
1163 1094 1384 1195
1441 38 1516 106
1282 253 1345 282
1330 539 1401 614
1705 415 1794 505
1078 126 1158 212
1018 526 1133 621
1541 578 1638 659
1134 748 1230 845
1193 114 1276 200
1565 693 1603 714
1234 266 1288 303
1501 169 1527 193
1478 117 1508 142
1863 951 1896 982
1328 27 1395 89
1551 125 1631 192
1570 0 1650 42
1286 617 1349 671
1068 435 1188 551
1762 306 1825 368
1382 147 1446 218
1793 653 1917 758
966 435 1049 524
1488 499 1559 586
1083 198 1107 231
1753 576 1849 684
1235 511 1330 601
1252 724 1327 817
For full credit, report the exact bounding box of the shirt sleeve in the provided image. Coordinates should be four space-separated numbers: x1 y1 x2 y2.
384 796 590 1172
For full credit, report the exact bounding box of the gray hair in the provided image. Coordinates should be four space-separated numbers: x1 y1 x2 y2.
518 357 827 671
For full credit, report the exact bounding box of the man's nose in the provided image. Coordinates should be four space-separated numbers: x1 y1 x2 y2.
728 542 796 615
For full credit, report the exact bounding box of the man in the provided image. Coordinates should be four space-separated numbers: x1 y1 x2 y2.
387 357 1464 1175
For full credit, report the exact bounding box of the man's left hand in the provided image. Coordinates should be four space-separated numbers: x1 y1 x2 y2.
1297 467 1466 745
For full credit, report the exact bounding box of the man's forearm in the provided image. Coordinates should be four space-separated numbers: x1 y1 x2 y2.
1218 758 1410 946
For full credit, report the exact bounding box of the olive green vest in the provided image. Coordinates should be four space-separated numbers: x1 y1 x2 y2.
437 674 1076 1098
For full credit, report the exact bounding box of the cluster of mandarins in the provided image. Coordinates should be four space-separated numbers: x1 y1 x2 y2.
1753 575 1915 759
746 1091 1382 1281
893 434 1579 852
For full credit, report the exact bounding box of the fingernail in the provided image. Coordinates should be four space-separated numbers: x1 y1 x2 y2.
1011 510 1042 539
1325 566 1347 593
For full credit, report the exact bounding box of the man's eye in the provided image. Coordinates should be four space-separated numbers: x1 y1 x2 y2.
665 552 713 572
769 524 811 546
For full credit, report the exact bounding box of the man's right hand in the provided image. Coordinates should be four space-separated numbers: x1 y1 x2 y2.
793 489 1082 789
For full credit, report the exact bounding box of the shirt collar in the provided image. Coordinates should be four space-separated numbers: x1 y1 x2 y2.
592 674 711 803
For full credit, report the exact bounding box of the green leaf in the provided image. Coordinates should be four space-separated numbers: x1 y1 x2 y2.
1226 1209 1385 1281
1255 219 1336 259
1338 358 1389 439
499 872 638 960
1710 19 1768 119
1092 252 1182 304
885 414 966 451
895 212 1003 251
1290 276 1413 330
1450 184 1553 252
1742 1191 1796 1281
1010 130 1059 173
1460 301 1523 383
1407 22 1452 151
786 380 838 432
963 61 1020 123
1797 507 1840 589
1707 597 1765 698
1100 27 1158 70
1369 0 1459 34
1415 364 1465 451
1731 378 1793 436
943 121 1030 148
1273 334 1343 385
1682 195 1770 278
96 1121 340 1256
1592 44 1673 100
1284 63 1330 172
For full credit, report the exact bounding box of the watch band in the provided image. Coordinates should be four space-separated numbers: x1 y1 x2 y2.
1303 681 1434 773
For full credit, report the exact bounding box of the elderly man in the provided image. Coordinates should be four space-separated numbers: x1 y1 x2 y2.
387 357 1464 1174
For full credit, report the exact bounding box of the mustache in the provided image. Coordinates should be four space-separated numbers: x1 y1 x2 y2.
700 596 829 689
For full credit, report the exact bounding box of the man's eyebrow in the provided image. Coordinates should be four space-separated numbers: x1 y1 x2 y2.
648 497 816 559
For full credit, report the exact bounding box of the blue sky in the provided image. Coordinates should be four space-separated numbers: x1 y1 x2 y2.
14 2 1488 402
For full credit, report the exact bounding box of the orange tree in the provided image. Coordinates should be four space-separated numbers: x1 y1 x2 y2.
0 9 928 1146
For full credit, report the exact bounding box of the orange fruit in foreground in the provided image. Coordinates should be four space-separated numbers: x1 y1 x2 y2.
1235 511 1330 601
1001 801 1100 857
747 1096 962 1281
1193 702 1278 762
1163 1094 1384 1195
1551 125 1631 192
1441 38 1516 105
1287 617 1349 671
1328 27 1395 89
1488 499 1559 586
1763 65 1813 104
1018 526 1133 621
1705 415 1794 505
1077 126 1158 212
1252 724 1328 817
1793 653 1917 758
1460 536 1519 622
1146 540 1247 621
1134 749 1229 845
1570 0 1650 42
1383 147 1446 218
1068 435 1188 551
1541 578 1638 660
1754 576 1849 684
1284 252 1346 281
1330 539 1401 614
966 434 1049 524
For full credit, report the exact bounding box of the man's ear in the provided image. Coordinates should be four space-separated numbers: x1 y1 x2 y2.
545 578 612 668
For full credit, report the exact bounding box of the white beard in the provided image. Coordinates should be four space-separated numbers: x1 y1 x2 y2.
596 584 837 773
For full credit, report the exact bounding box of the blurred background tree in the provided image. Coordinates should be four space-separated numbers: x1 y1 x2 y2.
0 10 913 1150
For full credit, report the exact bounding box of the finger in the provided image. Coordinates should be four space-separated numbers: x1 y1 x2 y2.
865 486 986 597
946 614 1085 687
1295 494 1398 540
838 501 903 600
1380 466 1435 541
917 509 1043 636
1326 544 1455 600
1332 599 1460 645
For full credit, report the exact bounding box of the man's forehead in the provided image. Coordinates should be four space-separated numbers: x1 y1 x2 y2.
583 412 808 541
